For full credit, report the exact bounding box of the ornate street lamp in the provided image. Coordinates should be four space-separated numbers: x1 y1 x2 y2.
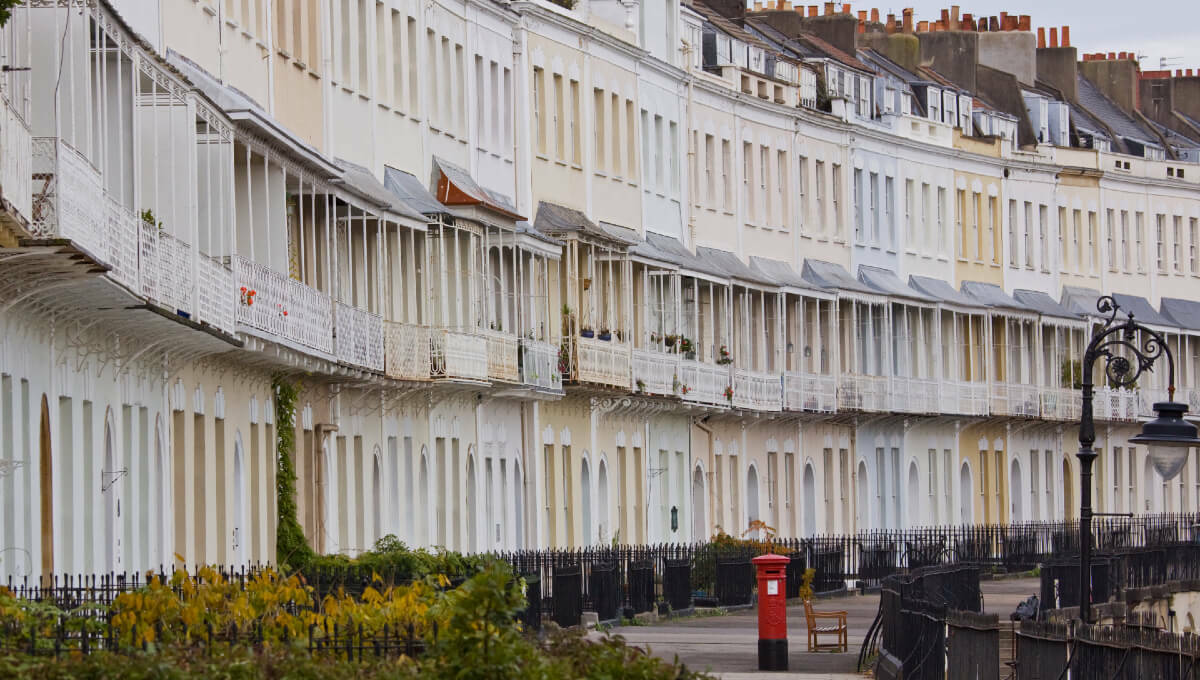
1077 296 1200 624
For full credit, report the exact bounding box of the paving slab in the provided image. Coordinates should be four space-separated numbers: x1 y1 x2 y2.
602 577 1040 678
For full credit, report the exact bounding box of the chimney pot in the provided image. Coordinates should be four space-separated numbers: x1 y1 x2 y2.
824 2 834 15
1037 27 1045 48
917 19 929 32
1018 15 1031 31
842 3 851 14
1108 52 1116 60
989 16 999 32
1004 14 1018 30
940 8 949 25
1176 69 1183 77
858 9 867 20
809 4 818 16
1188 69 1195 77
1049 27 1058 47
783 0 793 9
902 7 913 32
999 11 1007 25
1061 26 1069 47
753 1 763 9
870 7 879 22
950 5 960 29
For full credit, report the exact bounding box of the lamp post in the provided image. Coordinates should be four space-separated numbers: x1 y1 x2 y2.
1076 296 1200 624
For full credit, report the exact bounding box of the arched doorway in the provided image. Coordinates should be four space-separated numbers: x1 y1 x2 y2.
856 461 869 531
691 465 705 541
38 396 53 581
597 459 610 544
1063 458 1074 520
960 461 974 524
231 435 246 566
907 461 921 528
418 448 429 545
1010 458 1023 523
580 457 592 545
746 465 760 535
465 454 476 552
371 451 382 547
803 463 817 536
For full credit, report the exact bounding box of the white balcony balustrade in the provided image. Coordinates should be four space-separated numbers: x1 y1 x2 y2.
939 380 989 416
196 254 234 335
431 329 489 381
784 372 836 413
0 97 30 222
102 196 139 291
576 337 631 389
32 137 104 257
1094 386 1141 422
990 383 1040 418
1040 387 1082 421
232 255 334 355
678 359 729 407
485 331 520 383
334 302 384 371
384 322 431 381
140 227 194 318
838 374 888 412
731 369 783 411
520 339 561 392
890 376 939 414
632 348 679 396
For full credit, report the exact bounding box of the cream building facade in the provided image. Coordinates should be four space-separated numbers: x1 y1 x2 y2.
1 0 1200 581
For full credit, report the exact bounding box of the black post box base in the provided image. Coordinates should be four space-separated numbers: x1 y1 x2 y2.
758 638 788 671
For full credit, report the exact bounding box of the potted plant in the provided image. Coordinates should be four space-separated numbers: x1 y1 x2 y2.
636 378 646 393
717 344 733 365
239 287 257 306
664 334 678 349
598 326 612 341
650 331 662 345
679 337 695 360
581 326 595 339
723 385 734 402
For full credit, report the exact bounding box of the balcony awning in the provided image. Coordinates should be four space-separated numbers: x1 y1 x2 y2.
1161 298 1200 332
514 222 564 259
533 202 640 246
908 275 984 310
630 234 682 268
800 259 879 297
749 257 831 297
432 157 525 221
961 281 1032 315
696 247 777 287
858 266 936 304
383 166 465 218
335 159 430 225
164 49 342 178
1061 286 1102 317
1111 293 1178 329
644 232 728 280
1012 289 1083 321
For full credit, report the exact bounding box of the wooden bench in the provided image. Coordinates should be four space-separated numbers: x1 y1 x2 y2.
803 598 848 652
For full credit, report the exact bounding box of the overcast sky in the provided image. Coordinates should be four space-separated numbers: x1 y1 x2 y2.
866 1 1200 73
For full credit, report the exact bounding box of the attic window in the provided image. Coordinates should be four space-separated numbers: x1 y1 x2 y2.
1178 169 1185 178
1168 167 1175 177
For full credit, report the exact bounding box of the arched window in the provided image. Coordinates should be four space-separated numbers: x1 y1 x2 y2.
803 463 817 537
746 465 760 535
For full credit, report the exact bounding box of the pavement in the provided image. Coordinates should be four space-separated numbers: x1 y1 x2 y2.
601 576 1040 679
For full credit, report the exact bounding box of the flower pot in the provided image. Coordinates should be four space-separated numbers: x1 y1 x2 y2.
685 351 696 360
581 329 595 339
598 332 611 341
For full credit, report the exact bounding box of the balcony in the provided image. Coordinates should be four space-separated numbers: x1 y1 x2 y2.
990 383 1041 418
1139 387 1172 418
1040 387 1082 421
783 372 836 413
890 377 939 414
576 337 631 389
1094 386 1141 422
0 96 31 223
520 339 561 392
837 374 888 412
431 329 488 382
196 254 234 335
731 369 783 411
31 137 104 256
678 359 729 407
484 331 520 383
232 255 334 355
940 380 989 416
632 349 679 396
334 302 384 371
384 322 431 381
139 224 195 318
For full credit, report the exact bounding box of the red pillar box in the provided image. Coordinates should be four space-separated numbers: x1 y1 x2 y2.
752 553 790 671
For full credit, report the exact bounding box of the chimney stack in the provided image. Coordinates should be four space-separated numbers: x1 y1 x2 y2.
1049 27 1058 47
917 19 928 32
1037 27 1045 48
961 12 973 30
1061 26 1070 47
902 7 913 33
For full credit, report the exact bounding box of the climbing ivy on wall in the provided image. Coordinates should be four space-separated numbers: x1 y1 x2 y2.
273 376 313 570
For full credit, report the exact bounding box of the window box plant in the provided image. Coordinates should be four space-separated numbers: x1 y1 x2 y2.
717 344 733 365
598 326 611 341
